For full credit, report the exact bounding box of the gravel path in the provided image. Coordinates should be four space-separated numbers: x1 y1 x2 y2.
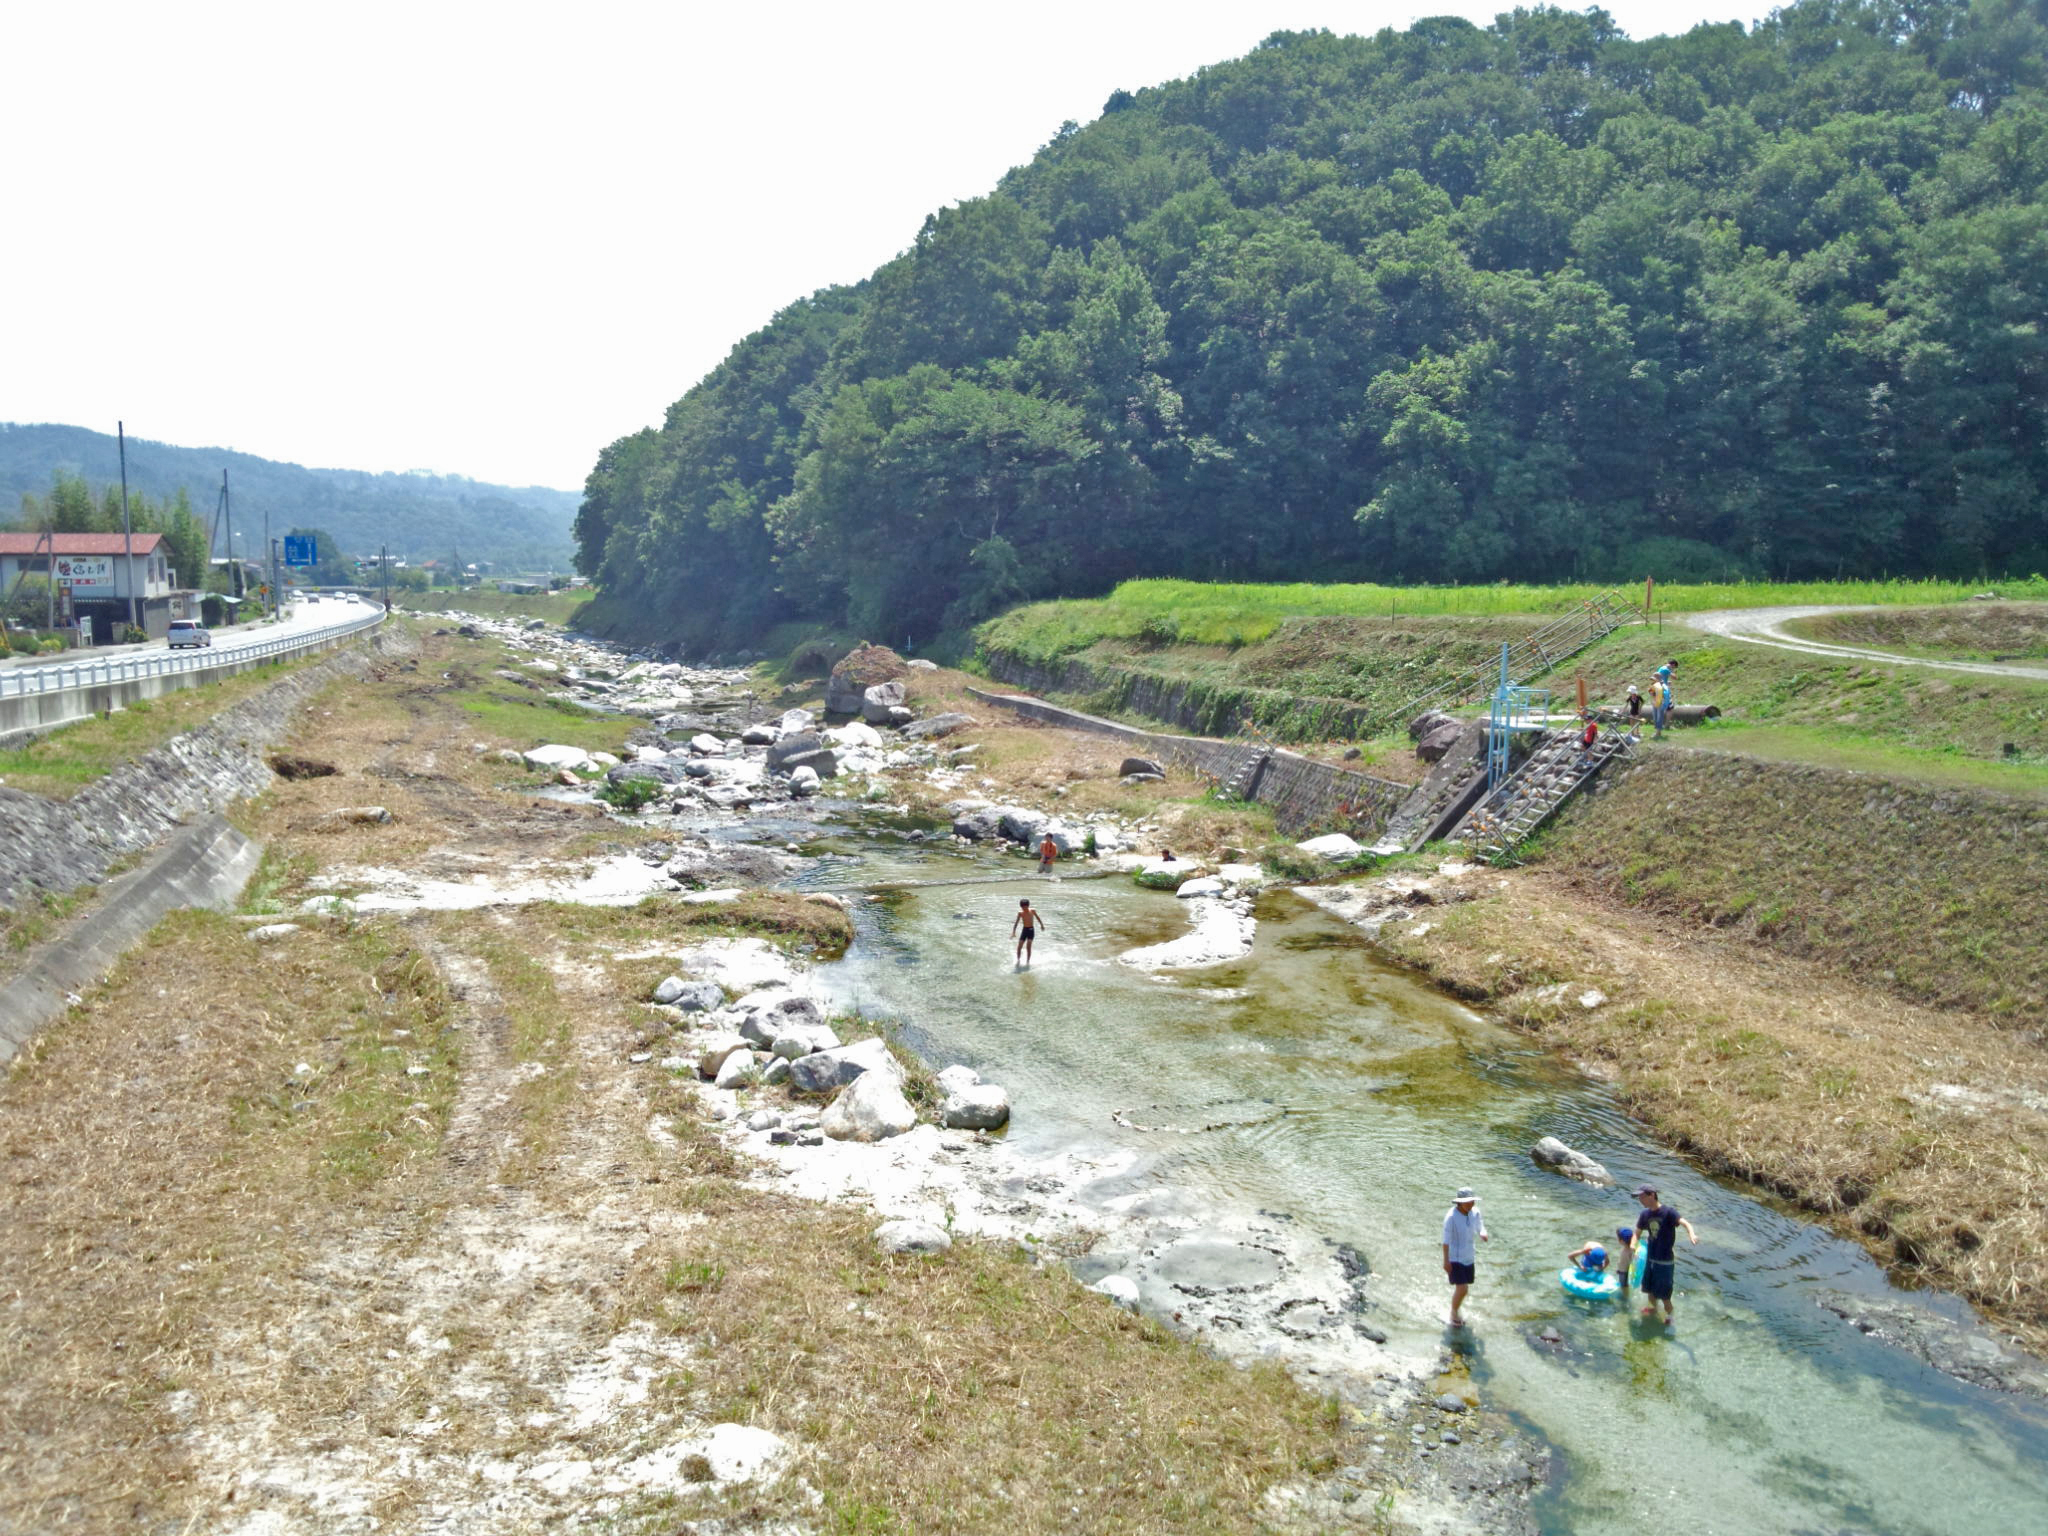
1677 605 2048 682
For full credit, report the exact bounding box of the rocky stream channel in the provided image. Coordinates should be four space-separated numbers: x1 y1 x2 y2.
373 616 2048 1535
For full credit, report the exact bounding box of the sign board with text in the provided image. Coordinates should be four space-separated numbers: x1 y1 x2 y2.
283 534 317 567
55 556 113 593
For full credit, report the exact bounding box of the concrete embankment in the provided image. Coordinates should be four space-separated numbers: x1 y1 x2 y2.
0 625 411 915
0 816 261 1065
966 684 1408 835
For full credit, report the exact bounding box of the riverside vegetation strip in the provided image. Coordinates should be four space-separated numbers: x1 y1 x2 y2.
0 620 1377 1534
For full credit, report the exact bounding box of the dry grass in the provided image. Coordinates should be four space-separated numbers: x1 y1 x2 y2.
0 631 1365 1532
0 910 458 1531
1379 873 2048 1349
1784 601 2048 661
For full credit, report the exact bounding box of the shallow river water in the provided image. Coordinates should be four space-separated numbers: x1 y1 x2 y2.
773 825 2048 1536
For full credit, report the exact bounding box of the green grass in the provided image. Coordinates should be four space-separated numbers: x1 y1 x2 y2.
981 576 2048 663
0 658 305 797
401 587 592 625
1548 624 2048 767
1682 725 2048 798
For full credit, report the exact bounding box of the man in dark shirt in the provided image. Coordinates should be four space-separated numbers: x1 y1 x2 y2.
1633 1183 1698 1325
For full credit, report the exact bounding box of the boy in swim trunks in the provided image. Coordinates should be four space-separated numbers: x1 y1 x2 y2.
1011 897 1044 967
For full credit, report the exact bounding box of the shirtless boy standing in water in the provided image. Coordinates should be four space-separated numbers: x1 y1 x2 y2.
1011 898 1045 967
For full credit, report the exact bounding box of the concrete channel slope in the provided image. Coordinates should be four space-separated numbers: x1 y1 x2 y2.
0 816 261 1065
1681 605 2048 682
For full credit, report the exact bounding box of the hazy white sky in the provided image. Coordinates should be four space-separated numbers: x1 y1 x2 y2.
2 1 1756 493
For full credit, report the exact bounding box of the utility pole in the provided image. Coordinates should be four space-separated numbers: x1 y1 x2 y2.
42 517 55 631
271 538 283 619
380 544 391 611
118 421 137 635
223 469 241 600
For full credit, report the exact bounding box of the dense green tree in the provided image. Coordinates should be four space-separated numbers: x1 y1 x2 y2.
577 0 2048 650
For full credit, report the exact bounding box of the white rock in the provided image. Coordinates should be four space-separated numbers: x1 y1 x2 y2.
787 1035 899 1093
696 1033 752 1079
652 975 687 1004
740 723 779 745
826 721 883 750
821 1069 918 1142
1174 876 1227 899
789 765 821 795
588 751 621 768
713 1049 758 1090
935 1064 981 1096
689 733 724 755
523 743 598 772
747 1108 782 1131
248 923 301 942
940 1082 1010 1131
1090 1275 1141 1311
874 1219 952 1255
1295 832 1364 860
778 707 815 733
761 1056 791 1086
1579 988 1608 1010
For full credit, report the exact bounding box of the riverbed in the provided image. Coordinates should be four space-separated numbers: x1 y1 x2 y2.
765 817 2048 1536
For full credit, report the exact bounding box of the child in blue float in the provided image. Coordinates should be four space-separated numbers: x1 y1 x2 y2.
1566 1239 1610 1280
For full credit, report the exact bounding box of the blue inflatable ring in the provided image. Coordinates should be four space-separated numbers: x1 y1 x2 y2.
1560 1265 1621 1300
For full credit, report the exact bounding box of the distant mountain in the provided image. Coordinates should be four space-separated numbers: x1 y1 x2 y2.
0 422 579 571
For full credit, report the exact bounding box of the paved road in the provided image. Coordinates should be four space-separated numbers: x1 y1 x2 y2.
1 596 377 671
1678 605 2048 683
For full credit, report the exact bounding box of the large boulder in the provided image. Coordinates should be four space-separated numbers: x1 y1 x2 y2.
860 681 908 723
609 760 681 787
737 994 828 1047
713 1049 760 1090
826 644 908 715
997 806 1049 843
902 712 975 740
952 805 1004 841
787 1036 899 1094
1295 832 1364 861
740 722 780 746
779 748 839 780
522 743 598 773
1133 859 1204 890
821 1069 918 1141
1119 756 1165 778
939 1067 1011 1131
1409 710 1458 743
653 975 724 1011
766 731 824 768
1530 1136 1613 1186
825 721 883 750
1416 721 1464 763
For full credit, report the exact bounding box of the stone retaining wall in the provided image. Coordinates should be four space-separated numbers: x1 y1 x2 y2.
0 626 411 912
978 645 1385 743
965 686 1408 836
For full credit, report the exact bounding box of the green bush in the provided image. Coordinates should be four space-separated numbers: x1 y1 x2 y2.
39 636 64 654
594 774 664 812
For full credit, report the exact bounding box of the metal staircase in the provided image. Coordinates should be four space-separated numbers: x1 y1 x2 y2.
1451 726 1638 865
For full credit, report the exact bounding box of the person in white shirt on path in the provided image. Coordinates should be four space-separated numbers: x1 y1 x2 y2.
1441 1186 1490 1327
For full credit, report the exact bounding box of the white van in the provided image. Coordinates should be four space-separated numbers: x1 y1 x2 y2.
167 618 212 648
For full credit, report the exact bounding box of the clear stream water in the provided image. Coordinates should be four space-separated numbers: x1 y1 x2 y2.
765 822 2048 1536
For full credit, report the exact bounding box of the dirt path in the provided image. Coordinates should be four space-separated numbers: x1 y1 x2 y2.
1680 605 2048 681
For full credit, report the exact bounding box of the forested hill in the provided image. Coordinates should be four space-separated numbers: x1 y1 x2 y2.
576 1 2048 653
1 423 579 570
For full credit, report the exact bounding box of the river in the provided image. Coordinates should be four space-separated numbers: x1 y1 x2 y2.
754 816 2048 1536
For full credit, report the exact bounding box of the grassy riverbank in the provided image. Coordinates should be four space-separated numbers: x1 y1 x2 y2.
980 577 2045 662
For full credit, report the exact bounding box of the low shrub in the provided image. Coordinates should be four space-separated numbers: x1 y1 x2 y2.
594 775 664 812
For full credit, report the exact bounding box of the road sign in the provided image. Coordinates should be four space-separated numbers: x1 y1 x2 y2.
283 535 317 567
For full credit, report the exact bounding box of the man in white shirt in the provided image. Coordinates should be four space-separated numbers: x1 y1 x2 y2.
1441 1186 1489 1326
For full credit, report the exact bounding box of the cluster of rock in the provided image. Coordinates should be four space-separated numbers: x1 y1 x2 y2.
945 798 1129 860
647 973 1011 1146
432 610 754 719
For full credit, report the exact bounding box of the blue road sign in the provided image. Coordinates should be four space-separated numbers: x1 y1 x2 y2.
283 534 316 567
